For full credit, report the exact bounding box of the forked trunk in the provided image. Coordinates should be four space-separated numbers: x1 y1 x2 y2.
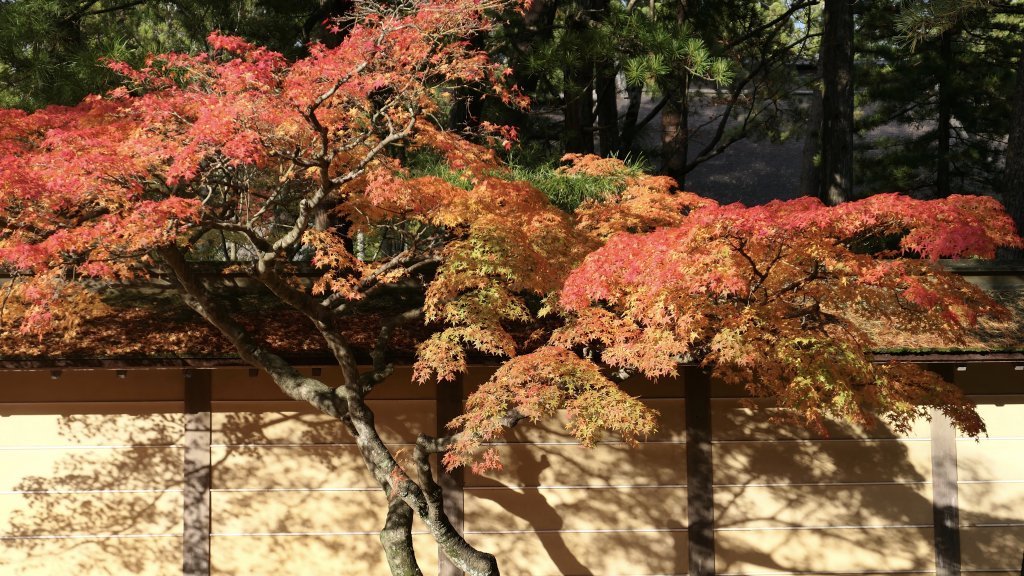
159 248 502 576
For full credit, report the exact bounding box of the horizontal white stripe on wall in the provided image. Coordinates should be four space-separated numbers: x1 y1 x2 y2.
465 484 689 490
0 488 182 494
464 528 689 535
713 480 932 487
480 440 685 446
211 530 431 537
714 523 934 532
711 437 932 444
0 533 181 540
211 486 384 492
209 442 417 448
0 444 180 450
0 401 183 408
718 572 936 576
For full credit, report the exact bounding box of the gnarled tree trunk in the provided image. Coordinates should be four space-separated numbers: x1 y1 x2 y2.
158 246 502 576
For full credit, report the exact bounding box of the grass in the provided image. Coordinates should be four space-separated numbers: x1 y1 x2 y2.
406 146 650 212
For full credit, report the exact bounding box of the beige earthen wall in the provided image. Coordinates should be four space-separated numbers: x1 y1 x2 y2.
956 364 1024 576
460 369 689 576
711 386 936 575
1 364 1021 575
0 369 185 575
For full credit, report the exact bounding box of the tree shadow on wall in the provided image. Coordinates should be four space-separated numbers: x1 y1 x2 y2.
466 396 1024 576
5 396 1022 576
712 397 1024 575
466 411 690 576
209 406 438 576
0 409 185 575
1 405 433 576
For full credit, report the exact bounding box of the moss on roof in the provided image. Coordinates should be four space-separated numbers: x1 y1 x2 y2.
1 270 1022 368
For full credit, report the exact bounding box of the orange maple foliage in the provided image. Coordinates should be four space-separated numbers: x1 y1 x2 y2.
437 156 1022 471
0 2 1019 490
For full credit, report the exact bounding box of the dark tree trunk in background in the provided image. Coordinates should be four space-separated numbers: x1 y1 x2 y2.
661 0 690 185
1003 38 1024 247
508 0 559 134
563 2 595 154
595 64 619 156
593 0 619 156
564 60 595 153
449 33 487 133
820 0 854 205
661 85 690 186
936 28 954 198
301 0 355 47
799 83 823 197
620 84 644 153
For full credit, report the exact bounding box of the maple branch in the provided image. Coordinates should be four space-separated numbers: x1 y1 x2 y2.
330 111 418 187
361 307 424 393
310 61 371 113
199 220 273 252
262 110 417 268
157 244 349 418
269 147 321 169
324 255 439 313
305 60 373 164
774 261 823 297
416 407 526 456
731 238 768 282
245 185 291 229
0 276 18 327
255 267 364 382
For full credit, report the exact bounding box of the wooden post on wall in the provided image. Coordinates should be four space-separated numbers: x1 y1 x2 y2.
929 364 961 576
437 375 466 576
183 369 213 576
685 367 716 576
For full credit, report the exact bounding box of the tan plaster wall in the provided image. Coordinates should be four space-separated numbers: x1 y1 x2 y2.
0 364 1022 575
0 370 184 575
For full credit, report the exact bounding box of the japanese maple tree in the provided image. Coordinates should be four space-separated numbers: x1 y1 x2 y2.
0 0 1020 573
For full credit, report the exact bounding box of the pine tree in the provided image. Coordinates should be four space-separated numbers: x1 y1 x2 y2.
494 0 816 192
0 0 339 109
856 0 1016 200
